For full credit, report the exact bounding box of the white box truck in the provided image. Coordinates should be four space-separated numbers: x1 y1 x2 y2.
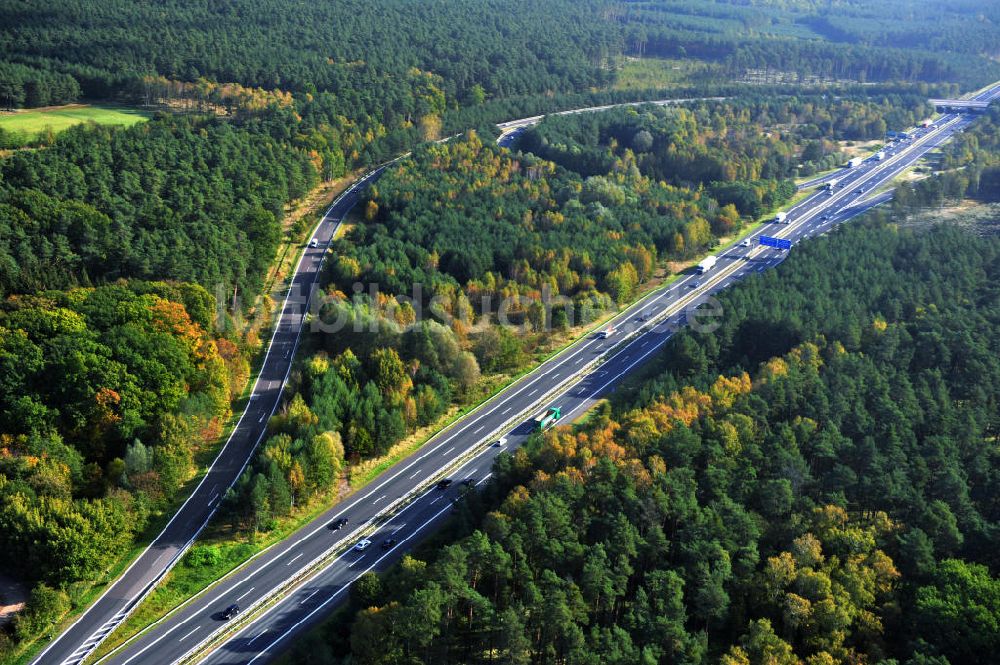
696 256 718 274
774 211 788 223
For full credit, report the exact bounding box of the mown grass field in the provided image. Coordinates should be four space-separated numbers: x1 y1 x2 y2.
612 56 719 90
0 104 150 143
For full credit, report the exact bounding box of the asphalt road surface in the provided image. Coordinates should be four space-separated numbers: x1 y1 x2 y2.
91 83 1000 665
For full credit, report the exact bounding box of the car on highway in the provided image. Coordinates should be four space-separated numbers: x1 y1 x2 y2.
222 604 240 620
328 517 348 531
739 239 751 248
690 281 701 288
381 538 397 550
436 478 453 490
493 437 507 447
462 478 476 487
354 539 372 551
309 238 318 248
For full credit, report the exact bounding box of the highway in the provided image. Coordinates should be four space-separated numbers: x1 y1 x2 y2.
88 82 999 665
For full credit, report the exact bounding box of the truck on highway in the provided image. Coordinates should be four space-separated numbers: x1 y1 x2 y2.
848 157 864 168
696 255 718 273
824 179 838 190
874 151 886 161
773 211 788 223
534 406 562 431
596 326 616 339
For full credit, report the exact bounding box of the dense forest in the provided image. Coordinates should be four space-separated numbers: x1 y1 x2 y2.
223 318 486 528
0 0 615 108
613 0 1000 88
288 220 1000 665
0 282 247 640
0 114 316 301
519 93 931 214
2 0 998 111
337 131 729 310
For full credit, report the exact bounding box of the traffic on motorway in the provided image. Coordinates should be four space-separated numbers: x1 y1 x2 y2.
90 82 1000 665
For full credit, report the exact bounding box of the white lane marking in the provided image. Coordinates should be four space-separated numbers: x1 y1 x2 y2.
392 524 406 534
243 499 458 664
258 413 266 423
409 470 421 479
286 552 304 567
551 373 559 379
501 407 511 415
431 497 440 505
207 493 219 506
178 626 201 642
373 495 386 504
235 587 255 602
300 588 321 605
443 447 455 456
528 389 537 396
246 630 267 646
473 425 484 434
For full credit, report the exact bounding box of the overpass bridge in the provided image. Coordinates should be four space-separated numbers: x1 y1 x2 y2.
929 98 991 112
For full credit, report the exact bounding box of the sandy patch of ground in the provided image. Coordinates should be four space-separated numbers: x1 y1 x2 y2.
0 573 27 625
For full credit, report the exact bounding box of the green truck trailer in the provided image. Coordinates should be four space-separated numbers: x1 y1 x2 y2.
533 406 562 431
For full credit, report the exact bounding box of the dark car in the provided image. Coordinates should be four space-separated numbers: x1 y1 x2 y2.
461 478 476 487
381 538 397 550
436 478 453 490
222 603 240 620
328 517 349 531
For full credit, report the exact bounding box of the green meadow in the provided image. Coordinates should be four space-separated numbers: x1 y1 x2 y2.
0 104 150 146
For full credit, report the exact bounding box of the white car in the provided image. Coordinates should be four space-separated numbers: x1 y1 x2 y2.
739 239 751 248
309 238 318 248
354 539 372 551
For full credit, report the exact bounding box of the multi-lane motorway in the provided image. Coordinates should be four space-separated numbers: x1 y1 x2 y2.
37 83 997 665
